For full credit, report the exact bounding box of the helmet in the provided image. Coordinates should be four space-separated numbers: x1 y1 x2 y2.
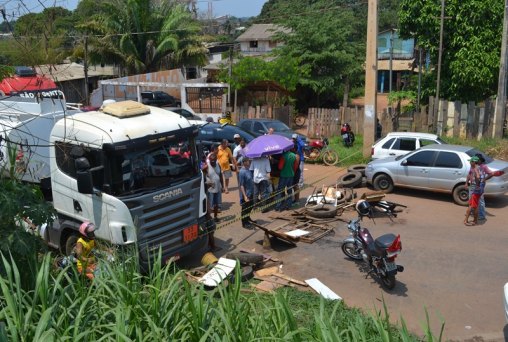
79 221 96 238
355 200 371 217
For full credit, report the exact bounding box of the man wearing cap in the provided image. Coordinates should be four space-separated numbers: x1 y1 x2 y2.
464 156 483 226
232 133 242 151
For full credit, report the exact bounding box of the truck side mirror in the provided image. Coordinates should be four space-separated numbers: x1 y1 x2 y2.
75 157 94 194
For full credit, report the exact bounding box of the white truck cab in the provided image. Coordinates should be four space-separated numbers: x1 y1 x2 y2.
1 98 209 269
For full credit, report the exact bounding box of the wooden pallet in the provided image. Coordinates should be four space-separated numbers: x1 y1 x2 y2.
258 220 334 243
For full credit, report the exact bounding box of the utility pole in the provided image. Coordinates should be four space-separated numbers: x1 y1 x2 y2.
389 28 394 93
363 0 378 157
493 0 508 138
84 35 89 106
434 0 445 132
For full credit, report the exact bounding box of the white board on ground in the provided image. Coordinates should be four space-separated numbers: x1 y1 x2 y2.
199 258 236 287
285 229 310 237
305 278 342 301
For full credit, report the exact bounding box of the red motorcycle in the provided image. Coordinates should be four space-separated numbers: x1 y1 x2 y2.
303 137 339 166
341 200 404 290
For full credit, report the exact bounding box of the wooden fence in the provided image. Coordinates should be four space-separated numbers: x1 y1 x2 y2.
306 107 364 139
378 97 507 139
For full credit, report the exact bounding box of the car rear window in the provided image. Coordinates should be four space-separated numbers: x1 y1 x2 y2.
393 138 416 151
465 149 494 163
381 138 395 149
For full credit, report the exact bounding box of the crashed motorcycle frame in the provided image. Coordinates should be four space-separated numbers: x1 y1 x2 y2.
341 213 404 290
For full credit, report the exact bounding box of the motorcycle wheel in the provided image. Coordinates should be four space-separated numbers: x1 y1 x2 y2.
341 242 363 260
306 148 320 161
322 150 339 166
381 274 396 290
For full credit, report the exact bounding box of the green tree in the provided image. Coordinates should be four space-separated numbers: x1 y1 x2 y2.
219 56 305 92
9 7 75 65
80 0 207 74
271 2 365 107
399 0 503 102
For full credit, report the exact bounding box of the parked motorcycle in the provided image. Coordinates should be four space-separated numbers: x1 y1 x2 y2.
303 137 339 166
341 123 355 147
341 200 404 290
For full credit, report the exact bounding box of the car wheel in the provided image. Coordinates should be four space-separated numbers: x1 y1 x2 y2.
373 174 394 193
452 184 469 206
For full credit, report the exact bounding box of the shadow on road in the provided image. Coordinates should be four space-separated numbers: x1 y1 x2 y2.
346 259 408 297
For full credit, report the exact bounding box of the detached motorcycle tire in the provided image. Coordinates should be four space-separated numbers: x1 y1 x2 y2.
306 204 337 218
347 164 367 177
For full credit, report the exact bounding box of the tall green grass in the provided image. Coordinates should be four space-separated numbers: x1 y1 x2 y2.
0 251 441 341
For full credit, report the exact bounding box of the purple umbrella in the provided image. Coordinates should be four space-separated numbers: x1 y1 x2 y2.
244 134 294 158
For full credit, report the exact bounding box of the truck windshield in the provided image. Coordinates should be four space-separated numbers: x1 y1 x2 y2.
109 137 199 196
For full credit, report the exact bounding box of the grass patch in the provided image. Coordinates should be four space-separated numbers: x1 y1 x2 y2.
0 252 440 341
306 135 370 167
442 136 508 160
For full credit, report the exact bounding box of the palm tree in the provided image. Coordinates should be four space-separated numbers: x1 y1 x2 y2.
80 0 207 75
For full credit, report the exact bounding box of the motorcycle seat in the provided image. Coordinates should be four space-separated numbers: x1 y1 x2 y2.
374 233 397 249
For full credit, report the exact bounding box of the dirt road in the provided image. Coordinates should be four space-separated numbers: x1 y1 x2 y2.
192 162 508 341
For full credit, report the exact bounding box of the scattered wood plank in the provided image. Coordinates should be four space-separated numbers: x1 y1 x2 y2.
273 273 308 287
254 275 291 287
254 266 280 277
305 278 342 300
252 280 282 293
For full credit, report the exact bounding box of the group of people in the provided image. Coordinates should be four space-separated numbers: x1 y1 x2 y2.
464 153 494 226
201 132 305 230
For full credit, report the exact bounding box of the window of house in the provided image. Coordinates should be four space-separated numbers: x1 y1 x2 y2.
249 41 258 48
378 37 387 49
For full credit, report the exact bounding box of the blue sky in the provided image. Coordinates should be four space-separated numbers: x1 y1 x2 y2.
1 0 268 20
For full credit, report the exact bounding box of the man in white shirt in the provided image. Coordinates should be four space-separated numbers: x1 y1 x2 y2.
249 156 271 212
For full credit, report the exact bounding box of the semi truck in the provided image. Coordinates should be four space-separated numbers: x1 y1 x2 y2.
0 93 210 269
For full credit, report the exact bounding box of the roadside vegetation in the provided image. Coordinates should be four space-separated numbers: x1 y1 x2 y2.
0 251 440 341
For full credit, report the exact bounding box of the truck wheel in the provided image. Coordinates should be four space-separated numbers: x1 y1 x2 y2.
64 233 79 256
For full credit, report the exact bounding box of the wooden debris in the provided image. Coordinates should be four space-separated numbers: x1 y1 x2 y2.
252 280 282 293
273 273 308 287
254 266 280 277
305 278 342 300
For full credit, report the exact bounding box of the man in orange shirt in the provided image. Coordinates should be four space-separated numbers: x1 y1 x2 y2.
217 139 236 193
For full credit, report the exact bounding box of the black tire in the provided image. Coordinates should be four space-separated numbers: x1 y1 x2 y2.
381 274 396 290
226 252 264 265
361 177 368 188
338 171 362 188
341 242 363 260
294 115 306 128
322 150 339 166
230 266 254 283
347 164 367 177
305 204 337 218
373 174 394 193
452 184 469 206
64 233 79 256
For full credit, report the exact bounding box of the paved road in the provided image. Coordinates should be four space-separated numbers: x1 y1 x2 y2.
194 162 508 341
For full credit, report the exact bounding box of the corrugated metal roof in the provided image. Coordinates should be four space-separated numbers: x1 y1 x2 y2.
35 63 116 82
236 24 289 42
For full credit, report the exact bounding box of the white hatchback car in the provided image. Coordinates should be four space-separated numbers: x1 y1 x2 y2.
371 132 445 160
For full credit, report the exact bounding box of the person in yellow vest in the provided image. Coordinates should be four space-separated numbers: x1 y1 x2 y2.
76 221 97 280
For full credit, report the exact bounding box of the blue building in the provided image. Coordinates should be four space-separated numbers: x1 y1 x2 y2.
377 30 416 93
